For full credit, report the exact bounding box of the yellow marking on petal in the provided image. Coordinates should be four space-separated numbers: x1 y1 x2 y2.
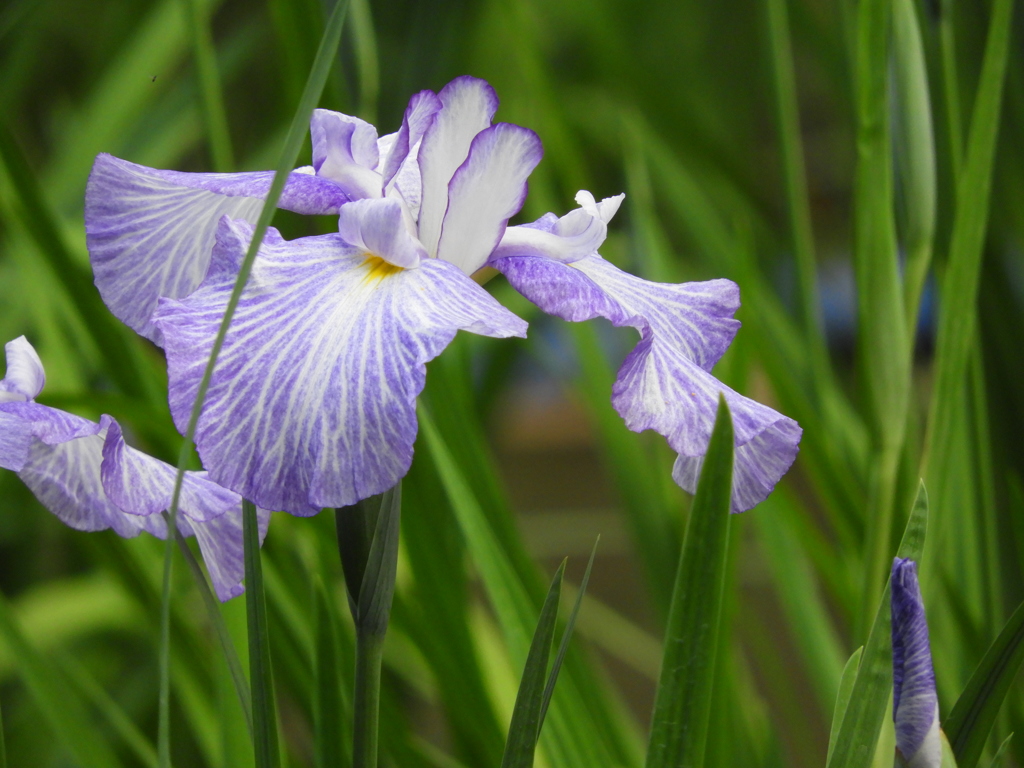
362 254 404 284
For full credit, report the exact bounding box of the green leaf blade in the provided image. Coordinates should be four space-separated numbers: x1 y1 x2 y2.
244 500 280 768
645 395 734 768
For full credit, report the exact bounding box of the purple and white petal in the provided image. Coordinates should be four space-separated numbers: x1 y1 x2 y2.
101 419 240 523
86 154 351 344
0 336 45 402
492 252 800 512
337 198 426 269
154 217 527 514
310 109 383 199
892 558 941 768
491 204 609 264
0 409 34 471
381 90 443 190
417 77 499 257
186 500 271 601
435 123 543 274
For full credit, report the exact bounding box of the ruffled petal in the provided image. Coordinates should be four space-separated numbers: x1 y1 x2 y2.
154 217 527 514
892 558 941 768
417 77 499 257
436 123 543 274
85 154 352 344
381 90 442 190
0 336 45 402
100 420 240 523
337 198 426 268
310 109 383 199
186 498 271 601
492 252 800 512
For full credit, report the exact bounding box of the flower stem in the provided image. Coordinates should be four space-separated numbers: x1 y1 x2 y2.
352 630 385 768
158 511 176 768
244 500 280 768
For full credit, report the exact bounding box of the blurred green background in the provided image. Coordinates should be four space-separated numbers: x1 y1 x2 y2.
2 0 1024 766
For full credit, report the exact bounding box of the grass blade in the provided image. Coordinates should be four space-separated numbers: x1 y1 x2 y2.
157 518 176 768
501 560 565 768
829 647 864 765
244 500 280 768
922 0 1013 503
827 482 929 768
179 0 234 171
173 526 253 735
0 688 5 768
0 591 122 768
986 734 1013 768
645 395 734 768
314 578 349 768
539 538 600 729
943 599 1024 768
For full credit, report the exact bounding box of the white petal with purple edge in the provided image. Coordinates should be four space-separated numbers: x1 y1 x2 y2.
101 420 240 522
436 123 543 274
337 198 426 268
154 218 527 514
491 207 607 264
381 90 443 189
309 109 382 199
0 336 45 402
417 77 499 256
86 154 351 344
492 252 801 512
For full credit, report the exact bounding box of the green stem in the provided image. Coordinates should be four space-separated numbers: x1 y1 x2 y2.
158 511 176 768
244 501 280 768
352 631 385 768
0 683 7 768
856 442 901 640
940 0 964 180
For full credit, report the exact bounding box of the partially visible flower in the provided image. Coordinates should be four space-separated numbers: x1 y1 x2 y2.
488 191 802 512
891 557 941 768
147 77 537 514
0 337 268 600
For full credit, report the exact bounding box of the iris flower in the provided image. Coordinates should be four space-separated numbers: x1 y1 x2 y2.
85 75 799 516
891 557 941 768
0 336 268 600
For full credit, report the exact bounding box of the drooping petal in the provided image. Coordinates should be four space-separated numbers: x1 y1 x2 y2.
0 409 33 471
435 123 543 274
85 154 352 344
492 252 800 512
184 498 271 601
100 420 240 523
0 336 45 402
381 90 443 189
892 558 942 768
417 77 499 257
337 198 426 269
154 217 527 514
309 109 383 199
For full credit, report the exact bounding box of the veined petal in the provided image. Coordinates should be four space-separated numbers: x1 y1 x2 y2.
436 123 543 274
381 90 443 190
185 498 271 601
310 109 383 199
892 558 941 768
0 409 33 471
154 218 527 514
86 154 351 344
0 336 45 402
101 420 240 523
417 76 499 257
490 205 608 264
493 252 800 512
337 198 426 268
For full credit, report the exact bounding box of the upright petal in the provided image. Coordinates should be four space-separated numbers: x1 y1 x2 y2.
154 218 527 514
492 252 800 512
435 123 543 274
381 90 443 189
0 336 45 402
417 77 499 257
337 198 426 269
892 558 942 768
310 109 383 199
86 154 351 344
101 420 240 523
